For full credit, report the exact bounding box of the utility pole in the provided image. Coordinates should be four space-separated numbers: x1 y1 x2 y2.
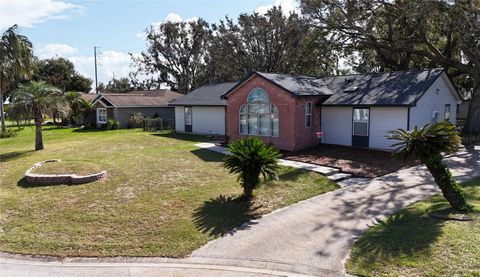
94 46 99 94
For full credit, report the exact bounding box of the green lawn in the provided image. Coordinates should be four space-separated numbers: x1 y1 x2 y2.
346 178 480 277
32 160 103 175
0 126 338 257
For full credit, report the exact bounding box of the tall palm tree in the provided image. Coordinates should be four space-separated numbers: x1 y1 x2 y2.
389 122 469 211
0 25 34 132
224 137 281 199
11 81 66 150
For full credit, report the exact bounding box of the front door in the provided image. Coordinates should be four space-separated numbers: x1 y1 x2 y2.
184 106 192 132
352 107 369 147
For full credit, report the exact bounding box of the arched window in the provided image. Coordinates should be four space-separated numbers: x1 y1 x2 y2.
240 88 279 137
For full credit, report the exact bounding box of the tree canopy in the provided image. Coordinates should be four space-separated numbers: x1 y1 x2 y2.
301 0 480 133
34 57 92 92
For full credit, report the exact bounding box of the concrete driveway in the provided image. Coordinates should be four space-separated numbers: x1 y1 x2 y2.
189 146 480 276
1 146 479 276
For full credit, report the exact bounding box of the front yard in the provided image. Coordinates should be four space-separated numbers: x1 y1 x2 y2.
0 126 337 257
346 177 480 276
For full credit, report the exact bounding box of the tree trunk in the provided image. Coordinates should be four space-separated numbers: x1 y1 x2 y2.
34 111 44 151
242 185 254 200
463 74 480 134
0 88 5 133
424 157 468 211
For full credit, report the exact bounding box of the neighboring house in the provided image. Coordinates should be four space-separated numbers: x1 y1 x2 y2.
90 90 182 128
78 93 97 126
223 68 462 151
171 82 237 135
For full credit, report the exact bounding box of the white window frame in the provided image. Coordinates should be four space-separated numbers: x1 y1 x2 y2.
239 89 279 137
444 104 451 121
184 106 192 125
305 102 312 128
97 108 107 124
352 108 369 136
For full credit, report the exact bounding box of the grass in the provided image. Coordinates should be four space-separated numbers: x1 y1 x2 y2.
0 126 338 257
345 178 480 277
32 160 103 175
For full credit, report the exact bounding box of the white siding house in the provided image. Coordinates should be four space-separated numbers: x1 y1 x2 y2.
170 82 237 136
369 107 408 149
174 106 225 135
321 107 352 146
409 73 460 129
320 69 461 151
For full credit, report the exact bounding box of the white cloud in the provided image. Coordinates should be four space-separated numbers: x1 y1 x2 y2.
256 0 299 15
163 12 183 23
0 0 83 29
68 50 136 88
36 43 78 58
136 13 199 39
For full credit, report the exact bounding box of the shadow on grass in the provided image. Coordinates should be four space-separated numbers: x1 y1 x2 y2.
193 195 261 236
71 128 107 133
0 150 35 163
349 208 443 267
190 148 225 162
151 132 207 142
17 176 81 188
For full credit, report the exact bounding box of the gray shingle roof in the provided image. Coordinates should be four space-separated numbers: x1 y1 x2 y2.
321 68 444 106
256 72 334 96
170 82 237 106
98 90 182 107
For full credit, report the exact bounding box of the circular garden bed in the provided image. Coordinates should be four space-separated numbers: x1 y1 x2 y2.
25 160 106 185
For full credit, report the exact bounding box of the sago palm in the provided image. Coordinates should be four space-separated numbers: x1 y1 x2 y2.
11 81 66 150
224 137 281 199
389 122 468 211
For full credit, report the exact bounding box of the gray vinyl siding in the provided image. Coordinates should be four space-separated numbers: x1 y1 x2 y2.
114 107 175 128
409 73 459 129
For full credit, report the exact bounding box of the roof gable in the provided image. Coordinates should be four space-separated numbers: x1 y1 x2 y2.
223 72 334 98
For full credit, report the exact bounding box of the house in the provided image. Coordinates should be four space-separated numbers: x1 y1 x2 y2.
223 68 462 151
90 90 182 128
171 82 237 135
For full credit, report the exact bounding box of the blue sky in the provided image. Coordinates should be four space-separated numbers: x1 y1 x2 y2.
1 0 298 88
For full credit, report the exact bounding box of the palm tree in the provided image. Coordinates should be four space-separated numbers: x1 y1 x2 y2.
79 98 95 127
65 91 82 125
224 137 281 199
389 122 469 211
11 81 66 150
0 25 34 133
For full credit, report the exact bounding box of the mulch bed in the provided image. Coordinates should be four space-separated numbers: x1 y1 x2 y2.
282 144 418 178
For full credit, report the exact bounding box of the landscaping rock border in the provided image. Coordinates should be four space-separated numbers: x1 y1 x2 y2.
25 160 106 185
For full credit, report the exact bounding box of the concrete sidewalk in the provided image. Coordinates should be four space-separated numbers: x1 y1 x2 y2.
1 146 478 276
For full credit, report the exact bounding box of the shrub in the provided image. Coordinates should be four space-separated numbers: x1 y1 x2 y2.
224 137 281 199
0 129 17 138
128 113 145 128
107 119 119 130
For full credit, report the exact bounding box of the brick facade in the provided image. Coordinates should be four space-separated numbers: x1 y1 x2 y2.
226 75 323 151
